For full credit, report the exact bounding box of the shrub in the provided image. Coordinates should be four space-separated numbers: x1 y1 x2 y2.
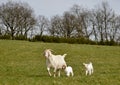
0 35 11 39
14 35 27 40
32 35 95 44
30 35 119 46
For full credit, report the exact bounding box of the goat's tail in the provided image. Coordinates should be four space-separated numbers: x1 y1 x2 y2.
63 54 67 58
89 62 92 65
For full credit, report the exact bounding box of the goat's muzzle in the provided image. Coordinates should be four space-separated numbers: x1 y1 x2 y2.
62 65 66 70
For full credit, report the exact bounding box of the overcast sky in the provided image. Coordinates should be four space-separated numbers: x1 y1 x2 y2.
0 0 120 18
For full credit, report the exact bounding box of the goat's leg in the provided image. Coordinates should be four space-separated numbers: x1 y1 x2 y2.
89 69 93 75
47 67 52 76
89 70 91 75
71 72 74 77
91 69 94 74
86 70 88 76
53 68 57 77
58 70 61 77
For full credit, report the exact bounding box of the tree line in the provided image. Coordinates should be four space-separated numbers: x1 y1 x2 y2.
0 1 120 45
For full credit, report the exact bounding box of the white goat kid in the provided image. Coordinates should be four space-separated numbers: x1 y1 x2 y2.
83 62 93 76
65 66 74 77
44 49 67 77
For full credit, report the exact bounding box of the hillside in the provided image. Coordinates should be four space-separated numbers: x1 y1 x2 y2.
0 40 120 85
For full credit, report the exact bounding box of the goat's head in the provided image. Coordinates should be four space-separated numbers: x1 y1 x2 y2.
83 63 88 68
62 65 67 70
83 63 86 66
44 49 52 58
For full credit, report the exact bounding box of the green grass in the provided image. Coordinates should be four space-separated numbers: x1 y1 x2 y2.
0 40 120 85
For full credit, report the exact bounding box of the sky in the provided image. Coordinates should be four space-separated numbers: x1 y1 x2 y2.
0 0 120 18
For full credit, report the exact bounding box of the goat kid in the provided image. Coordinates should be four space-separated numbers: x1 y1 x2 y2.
83 62 93 76
64 66 74 77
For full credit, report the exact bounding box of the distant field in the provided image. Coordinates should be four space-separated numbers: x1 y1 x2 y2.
0 40 120 85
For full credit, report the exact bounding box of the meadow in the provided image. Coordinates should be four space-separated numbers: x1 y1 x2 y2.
0 40 120 85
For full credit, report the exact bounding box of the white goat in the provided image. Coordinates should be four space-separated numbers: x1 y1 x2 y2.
44 49 67 77
65 66 74 77
83 62 94 76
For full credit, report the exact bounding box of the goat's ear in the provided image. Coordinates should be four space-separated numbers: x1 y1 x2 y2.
49 49 54 52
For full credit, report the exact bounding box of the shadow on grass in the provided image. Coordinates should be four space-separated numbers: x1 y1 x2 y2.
27 74 51 78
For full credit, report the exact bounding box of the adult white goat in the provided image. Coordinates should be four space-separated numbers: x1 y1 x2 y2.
44 49 67 77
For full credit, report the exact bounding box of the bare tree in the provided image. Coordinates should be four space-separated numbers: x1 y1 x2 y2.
91 2 115 42
36 15 49 36
62 11 76 38
70 4 84 38
0 1 36 39
70 4 93 39
109 15 120 43
100 2 114 41
0 19 3 35
80 11 93 39
90 10 99 41
49 15 64 37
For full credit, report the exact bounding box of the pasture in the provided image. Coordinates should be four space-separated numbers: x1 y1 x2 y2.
0 40 120 85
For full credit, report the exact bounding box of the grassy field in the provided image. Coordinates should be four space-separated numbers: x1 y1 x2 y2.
0 40 120 85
